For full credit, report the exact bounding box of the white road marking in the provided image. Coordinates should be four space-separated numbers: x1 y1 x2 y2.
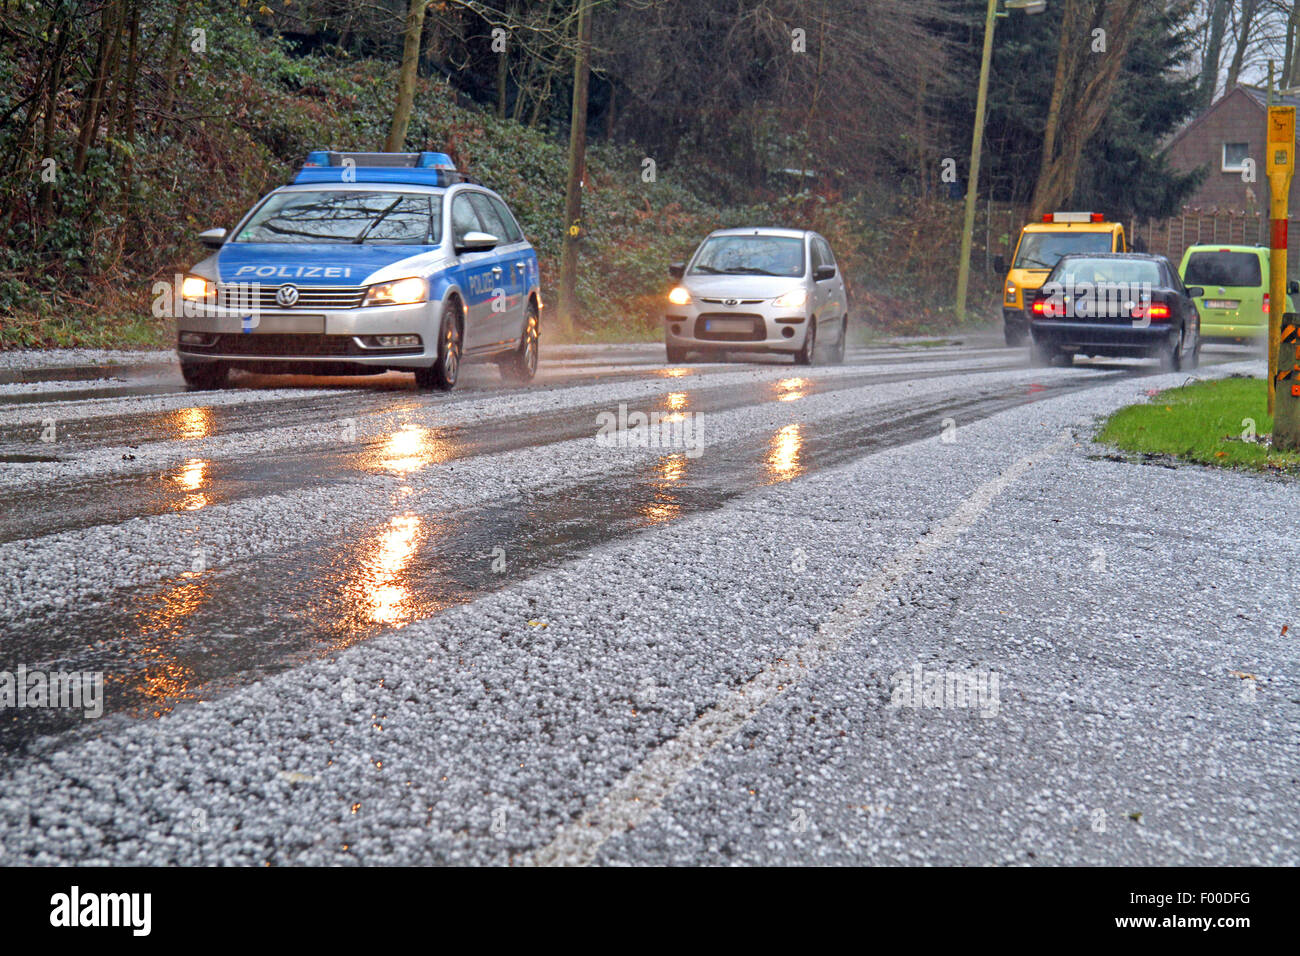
526 430 1074 866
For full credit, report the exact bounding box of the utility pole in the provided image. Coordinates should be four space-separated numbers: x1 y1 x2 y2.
557 0 592 336
954 0 999 323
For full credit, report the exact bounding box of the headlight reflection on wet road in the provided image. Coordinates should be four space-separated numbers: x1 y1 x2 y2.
360 424 450 476
765 423 804 481
353 513 425 627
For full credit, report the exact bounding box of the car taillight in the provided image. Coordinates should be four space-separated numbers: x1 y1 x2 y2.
1148 303 1170 321
1031 299 1046 315
1263 293 1270 314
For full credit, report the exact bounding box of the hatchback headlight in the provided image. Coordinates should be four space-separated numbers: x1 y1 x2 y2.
181 275 215 300
364 277 428 307
668 286 691 306
772 288 807 309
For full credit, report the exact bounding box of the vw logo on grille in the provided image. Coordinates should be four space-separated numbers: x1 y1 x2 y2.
723 298 740 306
276 285 300 308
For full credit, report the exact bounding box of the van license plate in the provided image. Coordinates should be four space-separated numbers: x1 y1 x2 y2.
1204 299 1237 310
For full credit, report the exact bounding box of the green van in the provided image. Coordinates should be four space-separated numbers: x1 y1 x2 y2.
1177 244 1298 342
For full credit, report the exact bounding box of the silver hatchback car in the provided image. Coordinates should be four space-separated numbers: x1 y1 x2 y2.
664 227 850 364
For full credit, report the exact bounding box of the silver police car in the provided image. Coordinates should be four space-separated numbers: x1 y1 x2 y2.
664 228 850 364
173 150 540 392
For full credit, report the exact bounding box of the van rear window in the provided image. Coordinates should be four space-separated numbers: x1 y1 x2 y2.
1183 252 1261 287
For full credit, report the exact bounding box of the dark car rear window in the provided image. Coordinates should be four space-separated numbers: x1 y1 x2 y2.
1183 251 1262 287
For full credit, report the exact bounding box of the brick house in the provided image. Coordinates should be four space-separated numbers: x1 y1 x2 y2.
1164 85 1300 213
1151 85 1300 272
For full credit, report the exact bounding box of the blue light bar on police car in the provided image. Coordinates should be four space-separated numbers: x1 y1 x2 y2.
295 150 468 187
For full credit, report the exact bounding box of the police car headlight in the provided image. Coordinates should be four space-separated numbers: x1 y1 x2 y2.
667 286 691 306
771 288 807 310
364 277 428 307
181 275 215 300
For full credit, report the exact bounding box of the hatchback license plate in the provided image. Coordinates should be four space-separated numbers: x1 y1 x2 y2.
704 318 753 333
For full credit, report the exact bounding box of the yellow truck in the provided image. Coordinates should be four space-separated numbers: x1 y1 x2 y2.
999 212 1127 346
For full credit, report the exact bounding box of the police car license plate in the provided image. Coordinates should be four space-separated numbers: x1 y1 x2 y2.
704 318 753 333
1204 300 1237 310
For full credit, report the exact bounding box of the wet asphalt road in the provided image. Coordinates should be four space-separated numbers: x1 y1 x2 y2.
0 337 1294 865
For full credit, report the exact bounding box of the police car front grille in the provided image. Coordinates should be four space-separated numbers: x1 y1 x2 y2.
699 298 764 305
217 285 367 310
200 333 362 357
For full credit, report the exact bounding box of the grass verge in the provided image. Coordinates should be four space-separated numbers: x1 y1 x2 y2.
1096 376 1300 475
1 310 171 351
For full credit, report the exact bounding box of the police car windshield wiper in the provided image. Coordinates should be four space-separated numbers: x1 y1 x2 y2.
723 266 782 275
353 197 404 244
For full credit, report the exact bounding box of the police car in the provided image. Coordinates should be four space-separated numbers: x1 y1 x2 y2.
174 150 540 391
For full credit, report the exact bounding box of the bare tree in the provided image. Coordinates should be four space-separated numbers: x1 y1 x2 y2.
1197 0 1230 106
1225 0 1260 89
385 0 428 151
1029 0 1146 219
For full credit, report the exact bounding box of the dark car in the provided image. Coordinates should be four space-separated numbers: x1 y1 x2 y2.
1027 252 1202 371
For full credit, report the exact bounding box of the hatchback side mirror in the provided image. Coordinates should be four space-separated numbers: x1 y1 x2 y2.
668 262 685 279
1289 280 1299 295
198 228 227 249
1185 286 1204 298
814 264 836 281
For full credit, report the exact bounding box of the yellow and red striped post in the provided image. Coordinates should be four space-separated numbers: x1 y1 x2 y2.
1265 106 1295 441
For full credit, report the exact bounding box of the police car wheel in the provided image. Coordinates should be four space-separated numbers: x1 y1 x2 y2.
794 317 816 366
416 301 462 391
665 345 688 364
180 361 229 391
500 302 539 384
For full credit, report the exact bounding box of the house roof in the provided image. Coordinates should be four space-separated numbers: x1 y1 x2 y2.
1164 83 1294 155
1242 85 1300 109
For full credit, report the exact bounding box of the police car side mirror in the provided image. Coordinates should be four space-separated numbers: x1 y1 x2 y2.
198 228 227 250
814 264 836 281
1185 286 1204 299
668 262 685 279
457 231 499 252
1289 280 1299 295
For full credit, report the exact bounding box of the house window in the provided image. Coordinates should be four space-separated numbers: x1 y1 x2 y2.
1222 142 1251 172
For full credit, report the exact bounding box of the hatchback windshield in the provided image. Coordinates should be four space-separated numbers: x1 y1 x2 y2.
234 190 441 245
690 236 805 277
1014 232 1113 269
1182 251 1262 287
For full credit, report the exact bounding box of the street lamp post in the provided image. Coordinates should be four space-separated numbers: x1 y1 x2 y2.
954 0 1046 324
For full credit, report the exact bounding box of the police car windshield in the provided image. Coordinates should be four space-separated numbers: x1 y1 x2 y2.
690 236 805 277
1014 231 1112 270
233 190 441 245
